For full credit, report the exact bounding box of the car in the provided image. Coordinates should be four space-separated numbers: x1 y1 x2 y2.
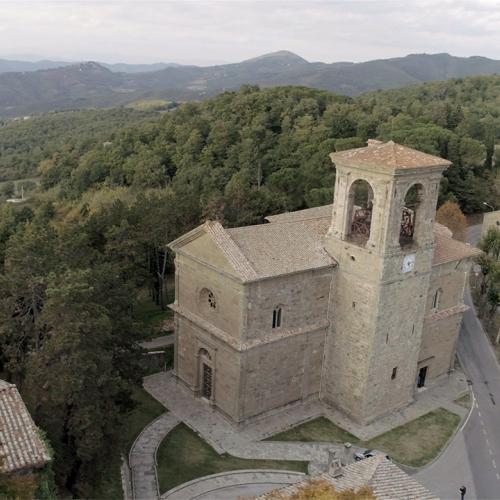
353 449 391 462
354 449 376 461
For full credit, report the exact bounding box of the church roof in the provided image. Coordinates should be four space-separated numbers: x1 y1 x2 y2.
266 205 481 267
261 455 437 499
0 379 51 473
226 218 335 279
169 204 479 282
330 140 451 172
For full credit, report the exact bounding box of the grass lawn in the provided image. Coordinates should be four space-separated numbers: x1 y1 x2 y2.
265 417 358 444
268 408 461 468
156 423 308 494
454 393 472 409
363 408 460 467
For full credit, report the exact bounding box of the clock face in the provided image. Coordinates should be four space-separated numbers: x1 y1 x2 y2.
402 253 416 273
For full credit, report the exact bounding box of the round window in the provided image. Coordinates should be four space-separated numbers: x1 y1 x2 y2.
200 288 217 312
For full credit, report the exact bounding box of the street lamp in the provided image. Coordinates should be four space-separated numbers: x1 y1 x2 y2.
482 201 495 211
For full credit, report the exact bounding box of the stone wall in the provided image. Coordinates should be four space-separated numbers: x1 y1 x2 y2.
175 314 242 420
238 269 332 420
418 259 472 381
240 327 326 419
244 269 332 341
175 249 244 341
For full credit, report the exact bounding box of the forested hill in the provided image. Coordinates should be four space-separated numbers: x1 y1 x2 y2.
9 76 498 216
3 51 500 117
0 108 160 181
0 77 499 498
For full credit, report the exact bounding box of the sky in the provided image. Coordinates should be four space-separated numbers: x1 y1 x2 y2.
1 0 500 66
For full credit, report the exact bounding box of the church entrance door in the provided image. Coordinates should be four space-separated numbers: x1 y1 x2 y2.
198 348 213 401
417 366 427 388
201 363 213 400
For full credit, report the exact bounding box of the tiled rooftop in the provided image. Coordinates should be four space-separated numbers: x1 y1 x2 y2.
170 203 479 282
227 219 335 279
330 140 451 172
0 380 51 473
261 456 438 499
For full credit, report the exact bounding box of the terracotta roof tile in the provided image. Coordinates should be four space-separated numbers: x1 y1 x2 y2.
227 220 335 280
171 204 479 282
0 380 51 473
261 456 438 499
330 141 451 172
433 230 482 265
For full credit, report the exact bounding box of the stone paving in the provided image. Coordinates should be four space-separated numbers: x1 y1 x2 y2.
129 412 180 500
144 372 352 473
135 369 468 499
161 470 306 499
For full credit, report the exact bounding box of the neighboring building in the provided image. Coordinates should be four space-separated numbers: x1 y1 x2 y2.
0 380 50 474
169 141 480 426
481 209 500 239
261 455 437 500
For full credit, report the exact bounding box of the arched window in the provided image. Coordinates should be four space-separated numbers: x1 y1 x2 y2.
199 348 211 360
400 184 424 246
272 307 282 329
347 179 375 246
433 288 442 311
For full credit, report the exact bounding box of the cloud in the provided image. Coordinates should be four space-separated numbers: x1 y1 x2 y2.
0 0 500 64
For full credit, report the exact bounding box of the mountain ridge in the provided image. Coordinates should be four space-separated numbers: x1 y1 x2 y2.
2 52 500 117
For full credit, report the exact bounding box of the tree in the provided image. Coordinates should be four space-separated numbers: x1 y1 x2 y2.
267 479 375 499
435 201 468 241
22 267 141 495
1 181 15 198
0 461 37 500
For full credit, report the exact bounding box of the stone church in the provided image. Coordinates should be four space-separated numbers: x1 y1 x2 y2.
168 140 480 426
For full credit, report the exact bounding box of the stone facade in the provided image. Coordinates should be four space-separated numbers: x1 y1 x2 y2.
169 141 481 427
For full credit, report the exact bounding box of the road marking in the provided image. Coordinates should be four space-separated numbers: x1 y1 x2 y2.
478 410 482 417
480 418 485 426
487 438 491 446
482 428 487 436
497 473 500 481
493 459 497 469
460 390 476 432
489 448 494 456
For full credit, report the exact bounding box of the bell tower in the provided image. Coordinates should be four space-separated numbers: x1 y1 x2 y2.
322 141 450 424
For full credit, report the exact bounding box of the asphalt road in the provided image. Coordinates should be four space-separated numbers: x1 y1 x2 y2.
416 224 500 500
458 224 500 499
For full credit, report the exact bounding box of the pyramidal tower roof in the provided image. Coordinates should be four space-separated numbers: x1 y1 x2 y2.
330 140 451 172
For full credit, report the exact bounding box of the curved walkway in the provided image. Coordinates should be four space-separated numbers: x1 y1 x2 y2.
144 372 351 471
161 469 306 499
129 412 180 500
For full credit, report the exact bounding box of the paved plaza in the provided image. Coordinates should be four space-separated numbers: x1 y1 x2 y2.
125 369 469 499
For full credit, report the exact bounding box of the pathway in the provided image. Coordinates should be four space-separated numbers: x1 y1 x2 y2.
140 334 175 350
144 371 353 471
161 470 306 499
129 412 180 500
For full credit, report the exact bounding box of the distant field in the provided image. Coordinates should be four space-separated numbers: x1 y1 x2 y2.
126 99 175 111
